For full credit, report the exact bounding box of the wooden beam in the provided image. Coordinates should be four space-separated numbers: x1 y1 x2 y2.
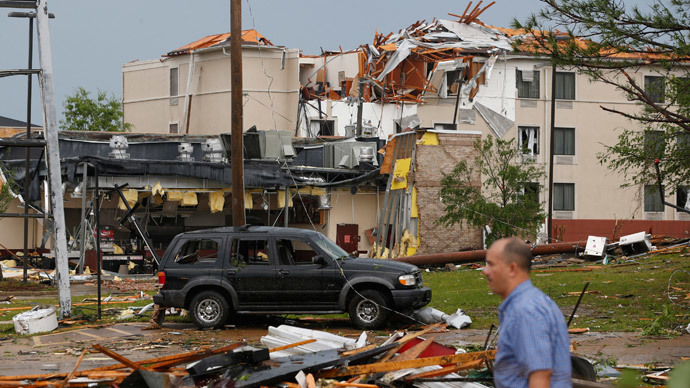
405 359 484 380
62 348 87 386
390 336 435 362
93 344 147 371
269 339 317 353
318 350 496 378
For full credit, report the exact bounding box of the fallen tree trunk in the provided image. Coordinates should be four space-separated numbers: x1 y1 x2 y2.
392 241 587 266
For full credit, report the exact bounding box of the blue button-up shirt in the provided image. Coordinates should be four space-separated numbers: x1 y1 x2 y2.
494 280 572 388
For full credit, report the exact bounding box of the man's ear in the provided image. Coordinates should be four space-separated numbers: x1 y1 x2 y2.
508 261 519 277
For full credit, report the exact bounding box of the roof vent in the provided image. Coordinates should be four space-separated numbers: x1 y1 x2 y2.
108 135 130 159
177 142 194 162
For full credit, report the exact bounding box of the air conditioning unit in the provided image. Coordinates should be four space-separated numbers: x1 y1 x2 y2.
239 129 295 160
323 141 379 168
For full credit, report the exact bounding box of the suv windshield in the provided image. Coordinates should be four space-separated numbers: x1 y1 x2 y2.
312 233 349 259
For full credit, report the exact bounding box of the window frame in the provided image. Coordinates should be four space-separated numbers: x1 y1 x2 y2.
553 183 575 211
554 72 575 100
644 184 664 212
517 126 540 155
554 127 575 155
516 69 540 99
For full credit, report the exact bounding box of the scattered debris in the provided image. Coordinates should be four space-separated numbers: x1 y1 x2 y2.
413 307 472 329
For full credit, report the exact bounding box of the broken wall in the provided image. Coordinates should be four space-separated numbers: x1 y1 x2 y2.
414 132 482 254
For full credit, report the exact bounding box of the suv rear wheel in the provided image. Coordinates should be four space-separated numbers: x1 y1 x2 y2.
190 291 230 329
348 289 391 330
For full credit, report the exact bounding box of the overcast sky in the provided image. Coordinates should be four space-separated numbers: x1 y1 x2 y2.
0 0 653 126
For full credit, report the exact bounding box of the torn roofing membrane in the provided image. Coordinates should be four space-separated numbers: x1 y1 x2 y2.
166 29 273 57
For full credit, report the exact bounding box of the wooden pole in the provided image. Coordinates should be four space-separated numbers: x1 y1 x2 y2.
230 0 245 226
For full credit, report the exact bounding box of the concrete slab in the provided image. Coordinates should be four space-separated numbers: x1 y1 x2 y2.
32 322 149 347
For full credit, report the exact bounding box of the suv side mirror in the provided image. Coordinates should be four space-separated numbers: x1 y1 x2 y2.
313 255 327 266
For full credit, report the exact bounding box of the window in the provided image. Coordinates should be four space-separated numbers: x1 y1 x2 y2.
516 70 539 99
174 239 219 265
434 123 457 130
521 182 540 205
518 126 539 155
644 130 665 158
553 183 574 211
644 75 665 103
276 239 320 265
169 123 179 134
678 132 690 151
235 239 271 265
446 69 462 95
310 120 334 137
676 186 689 210
554 127 575 155
170 68 179 96
644 185 664 212
554 72 575 100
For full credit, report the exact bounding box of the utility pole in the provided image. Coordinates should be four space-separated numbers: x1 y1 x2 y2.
230 0 245 226
35 0 71 318
355 77 364 137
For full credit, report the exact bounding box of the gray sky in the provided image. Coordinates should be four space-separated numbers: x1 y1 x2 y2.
0 0 648 126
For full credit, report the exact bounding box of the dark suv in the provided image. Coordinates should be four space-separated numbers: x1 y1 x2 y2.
153 226 431 329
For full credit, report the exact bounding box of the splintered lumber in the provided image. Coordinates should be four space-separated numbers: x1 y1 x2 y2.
269 339 317 353
390 336 435 362
405 359 484 380
340 344 378 357
334 383 379 388
92 344 147 371
379 323 445 362
62 348 88 386
318 350 496 378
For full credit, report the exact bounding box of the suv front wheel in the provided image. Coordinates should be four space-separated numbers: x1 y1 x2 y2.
190 291 230 329
348 290 391 330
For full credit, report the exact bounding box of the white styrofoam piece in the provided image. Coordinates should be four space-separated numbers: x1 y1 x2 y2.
13 306 58 335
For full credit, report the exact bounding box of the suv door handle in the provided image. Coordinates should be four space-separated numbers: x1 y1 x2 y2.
278 269 290 276
226 269 236 275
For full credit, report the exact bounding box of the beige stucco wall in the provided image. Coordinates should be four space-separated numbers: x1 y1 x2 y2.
123 46 300 134
0 198 42 251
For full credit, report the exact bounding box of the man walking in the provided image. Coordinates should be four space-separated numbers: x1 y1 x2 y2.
483 237 571 388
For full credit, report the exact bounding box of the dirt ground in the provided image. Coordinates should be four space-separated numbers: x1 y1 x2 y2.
0 280 688 377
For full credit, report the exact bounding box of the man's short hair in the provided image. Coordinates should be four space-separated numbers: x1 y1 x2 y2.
500 237 533 271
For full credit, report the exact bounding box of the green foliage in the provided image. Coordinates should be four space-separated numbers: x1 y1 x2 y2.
437 135 545 245
60 87 131 132
0 172 16 214
514 0 690 192
641 304 676 337
669 361 690 388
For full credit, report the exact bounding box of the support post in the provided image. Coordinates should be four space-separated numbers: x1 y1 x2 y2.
230 0 245 226
284 187 289 227
78 164 87 273
22 15 33 283
356 77 364 137
547 64 556 243
35 0 70 318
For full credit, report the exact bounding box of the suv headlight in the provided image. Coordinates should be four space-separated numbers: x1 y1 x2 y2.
398 274 416 286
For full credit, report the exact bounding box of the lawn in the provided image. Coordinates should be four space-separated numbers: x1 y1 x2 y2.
422 252 690 334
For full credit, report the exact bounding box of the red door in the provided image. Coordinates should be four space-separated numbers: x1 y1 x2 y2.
336 224 359 255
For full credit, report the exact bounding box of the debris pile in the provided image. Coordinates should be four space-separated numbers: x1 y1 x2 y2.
0 323 495 387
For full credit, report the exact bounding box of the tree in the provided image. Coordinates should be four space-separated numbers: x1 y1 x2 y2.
514 0 690 190
438 136 546 245
60 87 131 132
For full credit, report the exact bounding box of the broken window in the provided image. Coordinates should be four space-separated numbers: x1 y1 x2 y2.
517 126 539 155
276 238 319 265
644 130 665 158
434 123 457 130
310 120 335 137
170 67 179 106
521 182 540 205
516 70 539 99
554 127 575 155
445 69 462 95
235 238 271 265
554 72 575 100
644 185 664 212
553 183 574 211
174 239 220 265
644 75 665 103
677 186 690 210
169 123 179 134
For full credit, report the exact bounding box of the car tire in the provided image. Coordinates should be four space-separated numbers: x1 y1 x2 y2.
348 289 391 330
190 291 230 329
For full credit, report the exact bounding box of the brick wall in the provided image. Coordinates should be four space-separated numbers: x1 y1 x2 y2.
414 133 482 254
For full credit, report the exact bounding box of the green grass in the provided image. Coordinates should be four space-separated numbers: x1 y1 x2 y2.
422 253 690 333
